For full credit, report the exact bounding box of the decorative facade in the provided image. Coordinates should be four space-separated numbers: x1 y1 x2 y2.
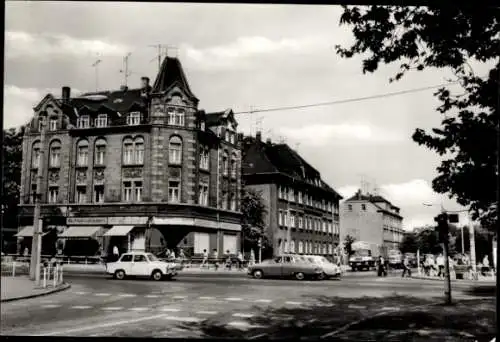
17 56 242 258
242 132 343 257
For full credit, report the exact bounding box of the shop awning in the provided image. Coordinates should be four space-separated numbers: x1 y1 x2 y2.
104 225 135 237
15 226 50 238
59 226 102 239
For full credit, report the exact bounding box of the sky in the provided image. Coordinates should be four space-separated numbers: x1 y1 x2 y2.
4 2 491 230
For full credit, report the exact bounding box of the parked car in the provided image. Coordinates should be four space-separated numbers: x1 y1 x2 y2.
303 255 341 279
248 254 325 280
106 252 178 281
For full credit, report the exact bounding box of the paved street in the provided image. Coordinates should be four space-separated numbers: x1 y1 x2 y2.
1 272 494 337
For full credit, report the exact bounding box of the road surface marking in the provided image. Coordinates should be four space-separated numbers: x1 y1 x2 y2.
119 294 137 297
164 315 204 323
41 304 61 308
226 297 243 301
199 296 215 300
40 300 55 303
228 321 263 329
255 299 272 303
172 295 186 299
70 305 93 310
145 294 160 298
160 308 181 312
381 307 401 311
348 304 366 309
74 291 88 295
95 293 111 297
285 301 302 305
316 303 336 307
38 313 168 336
196 311 218 315
102 307 123 311
130 307 149 311
233 313 254 318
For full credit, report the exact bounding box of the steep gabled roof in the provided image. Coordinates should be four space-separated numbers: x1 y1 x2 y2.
345 190 401 215
71 88 147 113
152 57 197 100
205 109 236 127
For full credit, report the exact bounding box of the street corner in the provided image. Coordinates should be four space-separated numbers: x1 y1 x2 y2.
1 276 71 303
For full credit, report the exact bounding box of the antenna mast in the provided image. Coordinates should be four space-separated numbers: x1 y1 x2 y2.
149 44 180 72
120 52 132 87
91 57 102 92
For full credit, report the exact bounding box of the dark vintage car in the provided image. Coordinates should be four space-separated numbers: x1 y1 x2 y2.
247 254 325 280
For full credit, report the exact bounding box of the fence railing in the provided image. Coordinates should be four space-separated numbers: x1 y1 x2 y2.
1 254 102 265
1 259 64 287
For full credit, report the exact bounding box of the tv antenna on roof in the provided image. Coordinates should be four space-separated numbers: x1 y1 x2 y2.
119 52 132 87
91 56 102 92
149 44 179 72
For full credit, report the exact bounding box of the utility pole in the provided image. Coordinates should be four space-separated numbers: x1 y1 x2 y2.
436 210 452 305
29 115 46 284
120 52 132 87
468 211 477 274
149 44 179 72
91 58 102 92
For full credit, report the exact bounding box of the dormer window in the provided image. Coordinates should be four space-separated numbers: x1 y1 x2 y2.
95 114 108 127
77 115 90 129
49 118 57 131
127 112 141 125
200 121 205 131
167 108 185 126
38 118 45 131
225 130 230 142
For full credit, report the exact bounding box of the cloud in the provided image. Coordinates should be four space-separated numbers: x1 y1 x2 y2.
183 36 325 70
3 85 83 129
279 123 404 146
5 31 129 60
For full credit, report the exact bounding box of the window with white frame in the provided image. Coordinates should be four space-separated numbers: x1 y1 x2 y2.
127 112 141 125
199 147 209 170
77 140 89 166
198 183 209 206
230 132 236 145
298 216 303 229
221 192 228 210
95 114 108 127
290 240 295 253
288 189 294 201
77 115 90 128
167 108 175 125
328 244 333 254
32 143 41 168
49 118 57 131
48 186 58 204
230 193 236 211
123 181 132 202
49 142 61 167
298 241 304 254
76 186 87 203
94 185 104 203
38 118 45 131
175 109 185 126
222 151 229 176
123 139 134 165
290 213 295 228
168 181 180 203
298 191 302 203
94 139 106 165
323 221 327 233
200 121 205 131
134 181 143 202
169 136 182 164
230 155 237 178
225 129 230 142
134 137 144 164
278 210 283 226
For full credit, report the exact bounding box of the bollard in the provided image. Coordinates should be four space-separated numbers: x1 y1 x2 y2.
59 263 63 284
43 267 47 288
12 260 16 277
53 265 57 287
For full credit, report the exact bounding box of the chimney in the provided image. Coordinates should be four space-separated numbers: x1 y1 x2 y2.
266 137 272 144
61 86 71 103
120 85 128 92
141 76 150 89
256 131 262 142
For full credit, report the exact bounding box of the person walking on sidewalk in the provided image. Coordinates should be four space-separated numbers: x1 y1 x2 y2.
377 256 387 277
402 256 412 278
436 253 445 278
200 249 208 269
237 251 244 270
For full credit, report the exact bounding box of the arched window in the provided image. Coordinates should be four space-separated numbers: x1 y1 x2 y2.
298 241 304 254
134 137 144 164
32 141 41 168
199 146 209 170
76 140 89 166
290 240 295 253
169 136 182 164
94 138 107 165
278 239 283 254
123 138 133 165
49 140 61 167
222 151 228 175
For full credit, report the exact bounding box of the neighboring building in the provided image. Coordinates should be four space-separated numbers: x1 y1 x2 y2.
16 56 242 258
242 132 343 257
340 189 404 252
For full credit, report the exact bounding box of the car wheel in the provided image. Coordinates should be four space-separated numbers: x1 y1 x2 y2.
114 270 126 280
152 270 163 281
295 272 305 280
252 269 264 279
317 272 326 280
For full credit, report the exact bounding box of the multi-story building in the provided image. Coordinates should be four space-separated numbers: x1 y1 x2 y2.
241 132 343 257
16 56 242 258
340 189 404 251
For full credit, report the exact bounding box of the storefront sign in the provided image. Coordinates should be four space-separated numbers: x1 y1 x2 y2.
108 217 148 225
67 217 108 225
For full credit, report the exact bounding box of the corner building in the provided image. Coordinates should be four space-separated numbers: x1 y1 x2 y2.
17 57 242 258
242 133 343 257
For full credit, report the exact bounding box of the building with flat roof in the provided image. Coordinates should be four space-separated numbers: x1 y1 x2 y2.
17 56 242 259
242 133 343 257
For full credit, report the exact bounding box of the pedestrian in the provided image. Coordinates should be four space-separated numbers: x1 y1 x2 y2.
200 249 208 269
170 249 176 260
225 250 232 270
112 245 119 262
377 256 387 277
481 255 490 276
237 251 244 270
402 256 412 278
211 249 219 270
436 253 445 278
23 247 29 259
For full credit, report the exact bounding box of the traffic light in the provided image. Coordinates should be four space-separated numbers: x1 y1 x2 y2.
434 213 449 242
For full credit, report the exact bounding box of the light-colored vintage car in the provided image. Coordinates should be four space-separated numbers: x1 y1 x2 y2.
106 252 178 281
303 255 342 279
247 254 325 280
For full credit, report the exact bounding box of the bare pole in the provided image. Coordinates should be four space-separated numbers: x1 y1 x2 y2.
120 52 132 87
29 115 46 284
92 59 102 92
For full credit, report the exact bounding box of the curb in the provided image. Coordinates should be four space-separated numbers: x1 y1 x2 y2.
1 283 71 303
411 275 495 283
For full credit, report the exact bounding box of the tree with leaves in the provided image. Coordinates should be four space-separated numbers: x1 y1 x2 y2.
336 5 499 230
400 232 419 253
240 188 270 257
343 234 356 256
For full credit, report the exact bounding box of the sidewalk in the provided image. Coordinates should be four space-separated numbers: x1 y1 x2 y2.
1 276 70 302
412 273 496 284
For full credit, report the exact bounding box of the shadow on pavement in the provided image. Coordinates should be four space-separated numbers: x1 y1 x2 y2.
173 295 495 341
462 285 496 297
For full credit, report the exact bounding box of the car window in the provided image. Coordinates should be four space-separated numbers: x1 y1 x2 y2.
134 254 147 262
120 254 133 262
274 257 282 263
147 254 159 262
320 257 329 264
283 256 292 263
